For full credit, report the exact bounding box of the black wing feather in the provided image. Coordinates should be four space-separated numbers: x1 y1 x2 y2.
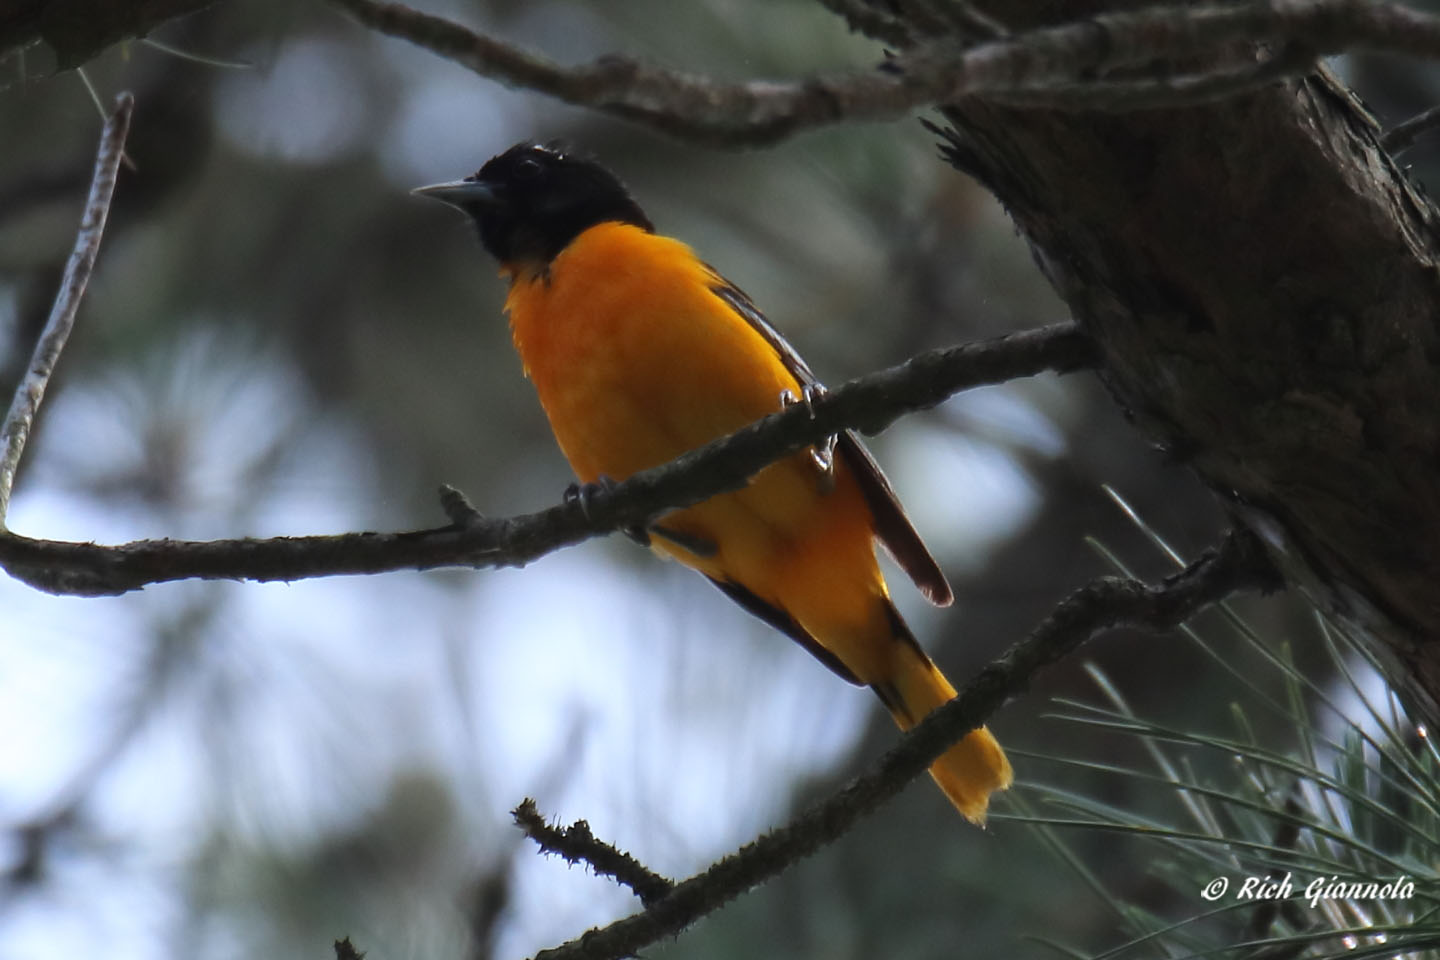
834 434 953 606
709 278 954 607
706 576 862 685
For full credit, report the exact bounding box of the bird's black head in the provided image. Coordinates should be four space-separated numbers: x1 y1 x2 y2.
414 142 653 267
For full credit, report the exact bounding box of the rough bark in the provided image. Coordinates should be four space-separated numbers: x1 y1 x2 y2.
939 9 1440 720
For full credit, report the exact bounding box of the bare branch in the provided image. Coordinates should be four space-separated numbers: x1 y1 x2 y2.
528 529 1280 960
0 323 1094 597
323 0 1440 145
513 799 674 907
0 92 132 525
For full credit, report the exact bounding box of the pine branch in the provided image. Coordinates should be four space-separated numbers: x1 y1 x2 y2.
526 529 1280 960
0 323 1095 596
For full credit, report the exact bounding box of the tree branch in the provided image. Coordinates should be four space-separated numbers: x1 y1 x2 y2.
526 528 1280 960
323 0 1440 146
0 92 132 525
513 799 674 908
0 323 1095 597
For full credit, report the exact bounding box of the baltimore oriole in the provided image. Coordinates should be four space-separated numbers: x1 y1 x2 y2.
416 142 1012 822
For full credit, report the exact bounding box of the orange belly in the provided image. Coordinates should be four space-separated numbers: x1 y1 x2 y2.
504 222 892 673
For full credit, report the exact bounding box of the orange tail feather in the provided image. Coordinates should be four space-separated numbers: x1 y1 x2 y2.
877 635 1012 824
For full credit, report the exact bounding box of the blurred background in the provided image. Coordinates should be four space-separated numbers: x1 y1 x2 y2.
1 1 1429 958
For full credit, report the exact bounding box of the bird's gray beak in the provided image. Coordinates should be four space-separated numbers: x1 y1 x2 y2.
410 179 499 210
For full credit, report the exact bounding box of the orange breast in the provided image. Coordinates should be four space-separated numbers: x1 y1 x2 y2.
507 223 796 480
504 222 887 648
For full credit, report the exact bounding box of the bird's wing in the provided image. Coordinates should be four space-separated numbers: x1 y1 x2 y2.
708 278 954 607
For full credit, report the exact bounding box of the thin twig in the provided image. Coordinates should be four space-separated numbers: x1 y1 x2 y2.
527 529 1281 960
0 92 132 525
324 0 1440 146
513 799 674 907
0 323 1096 596
1380 102 1440 154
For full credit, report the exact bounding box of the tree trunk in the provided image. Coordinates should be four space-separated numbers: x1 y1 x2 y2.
937 41 1440 718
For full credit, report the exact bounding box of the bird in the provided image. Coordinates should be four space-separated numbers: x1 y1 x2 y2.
415 142 1012 822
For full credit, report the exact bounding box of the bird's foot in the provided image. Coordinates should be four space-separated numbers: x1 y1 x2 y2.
780 384 837 484
563 475 617 520
564 475 650 543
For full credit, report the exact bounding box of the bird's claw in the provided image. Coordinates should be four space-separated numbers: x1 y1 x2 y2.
564 475 618 522
780 384 837 487
779 382 829 419
810 437 837 479
564 476 650 542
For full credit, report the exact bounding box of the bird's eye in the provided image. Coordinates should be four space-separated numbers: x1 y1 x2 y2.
514 157 543 180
